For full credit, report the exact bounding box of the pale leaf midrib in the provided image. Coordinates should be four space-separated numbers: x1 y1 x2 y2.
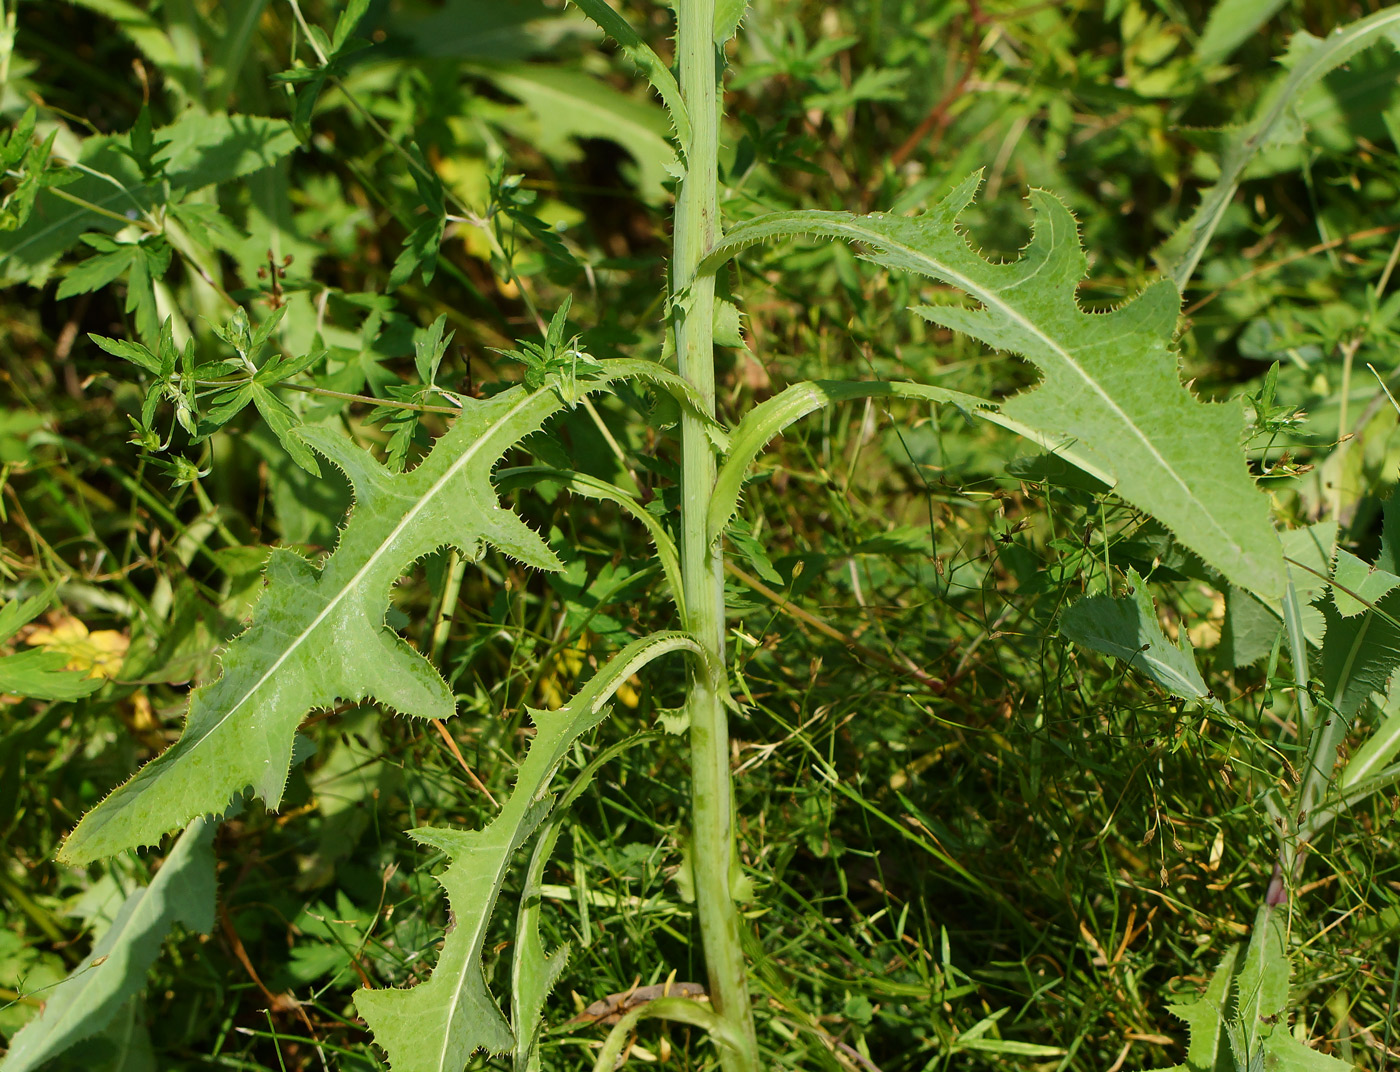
723 212 1249 563
178 391 538 769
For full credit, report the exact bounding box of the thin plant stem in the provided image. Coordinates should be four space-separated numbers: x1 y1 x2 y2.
673 2 760 1069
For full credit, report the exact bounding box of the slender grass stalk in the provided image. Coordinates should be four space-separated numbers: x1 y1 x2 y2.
673 2 761 1068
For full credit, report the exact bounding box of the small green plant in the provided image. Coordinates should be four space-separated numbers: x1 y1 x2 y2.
5 1 1400 1070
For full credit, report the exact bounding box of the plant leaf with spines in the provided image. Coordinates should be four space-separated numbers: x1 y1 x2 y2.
356 634 700 1071
700 175 1285 600
0 818 216 1072
511 731 659 1072
60 361 710 865
1148 907 1352 1072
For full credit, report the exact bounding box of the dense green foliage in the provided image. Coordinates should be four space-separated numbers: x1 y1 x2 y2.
3 1 1400 1070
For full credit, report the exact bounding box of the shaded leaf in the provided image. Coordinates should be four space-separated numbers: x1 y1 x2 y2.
0 818 216 1072
1060 569 1223 713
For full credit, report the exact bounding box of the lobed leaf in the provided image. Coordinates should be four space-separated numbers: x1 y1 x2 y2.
704 177 1285 599
355 634 700 1071
60 362 703 865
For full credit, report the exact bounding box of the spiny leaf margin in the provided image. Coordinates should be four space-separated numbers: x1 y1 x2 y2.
60 361 708 865
701 173 1285 600
356 633 701 1071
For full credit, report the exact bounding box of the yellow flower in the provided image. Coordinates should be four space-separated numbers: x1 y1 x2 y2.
26 617 128 680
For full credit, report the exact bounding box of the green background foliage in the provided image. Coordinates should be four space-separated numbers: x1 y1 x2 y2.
3 0 1400 1070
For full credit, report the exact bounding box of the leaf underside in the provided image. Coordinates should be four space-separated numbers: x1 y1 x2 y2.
1060 568 1222 713
710 174 1286 600
60 368 668 865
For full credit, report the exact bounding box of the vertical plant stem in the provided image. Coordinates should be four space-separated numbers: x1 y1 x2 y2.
673 2 760 1068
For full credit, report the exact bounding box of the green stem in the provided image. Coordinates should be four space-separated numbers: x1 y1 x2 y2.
673 2 760 1070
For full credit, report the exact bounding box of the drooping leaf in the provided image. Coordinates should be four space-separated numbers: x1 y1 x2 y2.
496 466 685 617
0 818 216 1072
701 175 1287 600
510 732 656 1072
567 0 690 146
708 379 986 545
60 361 708 864
1059 569 1223 713
356 634 699 1071
1160 6 1400 287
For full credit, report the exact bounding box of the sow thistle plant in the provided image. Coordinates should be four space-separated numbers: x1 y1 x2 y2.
6 1 1400 1071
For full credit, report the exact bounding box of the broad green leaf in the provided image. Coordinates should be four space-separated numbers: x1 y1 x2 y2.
708 379 987 545
0 818 216 1072
482 64 677 203
356 634 699 1070
59 361 703 864
1059 569 1223 713
701 176 1287 600
568 0 690 146
1161 6 1400 288
1233 906 1290 1058
0 114 300 285
1193 0 1289 67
